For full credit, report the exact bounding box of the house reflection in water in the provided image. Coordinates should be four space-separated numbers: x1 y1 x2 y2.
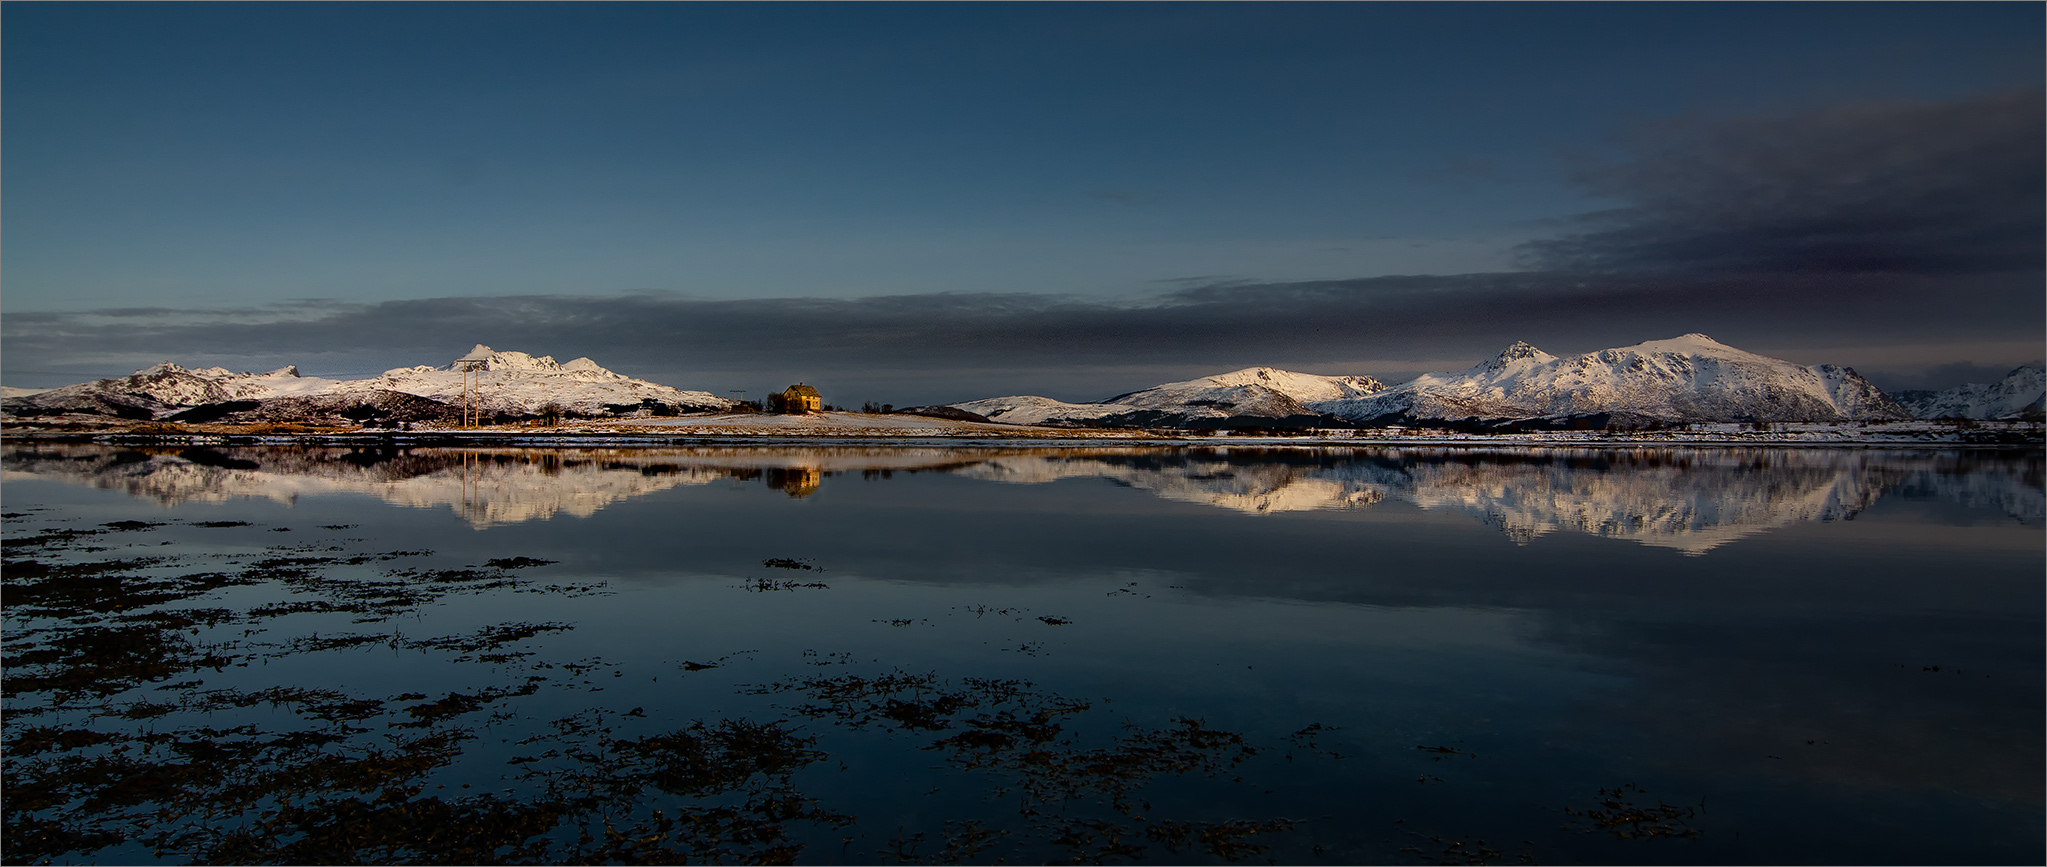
765 466 824 497
4 445 2038 549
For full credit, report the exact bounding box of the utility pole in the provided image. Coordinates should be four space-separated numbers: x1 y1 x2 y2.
453 345 493 429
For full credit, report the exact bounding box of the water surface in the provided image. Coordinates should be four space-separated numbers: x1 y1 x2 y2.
4 444 2040 864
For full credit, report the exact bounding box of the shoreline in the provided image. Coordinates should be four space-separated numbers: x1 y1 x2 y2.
6 411 2041 449
4 428 2041 450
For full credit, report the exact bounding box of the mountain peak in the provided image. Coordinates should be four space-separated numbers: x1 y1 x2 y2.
1663 332 1734 350
1183 367 1383 399
135 361 186 376
482 351 562 372
1200 367 1284 384
1627 333 1754 358
1482 341 1554 371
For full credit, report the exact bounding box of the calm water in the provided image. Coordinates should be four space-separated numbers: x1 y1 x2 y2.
3 444 2041 864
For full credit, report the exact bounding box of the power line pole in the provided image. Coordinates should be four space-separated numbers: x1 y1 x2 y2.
453 346 493 429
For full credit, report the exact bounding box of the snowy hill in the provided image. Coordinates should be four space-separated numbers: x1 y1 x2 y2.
1314 334 1909 425
1110 367 1386 405
2 363 341 420
951 339 1907 430
329 346 731 417
953 367 1382 428
1 346 732 422
1893 365 2045 420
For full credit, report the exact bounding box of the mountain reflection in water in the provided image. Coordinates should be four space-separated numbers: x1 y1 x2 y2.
3 444 2039 554
4 441 2040 864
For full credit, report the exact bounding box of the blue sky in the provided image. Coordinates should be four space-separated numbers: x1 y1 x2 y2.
4 3 2042 401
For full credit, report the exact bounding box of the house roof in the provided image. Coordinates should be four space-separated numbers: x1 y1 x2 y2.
783 383 821 398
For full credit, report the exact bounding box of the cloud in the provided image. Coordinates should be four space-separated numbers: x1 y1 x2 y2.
1520 88 2046 276
8 265 2037 402
5 90 2039 402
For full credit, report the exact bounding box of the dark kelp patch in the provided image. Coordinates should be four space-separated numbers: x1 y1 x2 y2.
3 490 1326 865
101 521 166 531
485 557 558 569
1563 784 1704 840
744 669 1297 861
748 577 830 592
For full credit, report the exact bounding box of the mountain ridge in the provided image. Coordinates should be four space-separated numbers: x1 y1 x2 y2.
1310 333 1908 425
954 366 1382 429
2 346 732 423
1892 365 2046 420
7 336 2030 429
952 334 1915 428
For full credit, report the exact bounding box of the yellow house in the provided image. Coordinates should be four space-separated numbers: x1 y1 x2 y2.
780 383 823 414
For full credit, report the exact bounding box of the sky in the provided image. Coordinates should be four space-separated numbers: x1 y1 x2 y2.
4 2 2042 405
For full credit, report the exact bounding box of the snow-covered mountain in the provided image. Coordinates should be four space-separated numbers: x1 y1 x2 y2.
949 337 1906 429
326 346 731 417
953 367 1383 428
1 346 732 422
2 363 342 420
1314 334 1909 425
1892 365 2045 420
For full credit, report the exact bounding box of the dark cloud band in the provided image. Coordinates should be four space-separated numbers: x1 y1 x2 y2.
1519 88 2046 276
7 89 2040 402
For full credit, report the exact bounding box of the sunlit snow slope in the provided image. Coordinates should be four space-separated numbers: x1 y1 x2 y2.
954 367 1383 427
1313 334 1909 424
1893 365 2045 420
2 346 732 421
